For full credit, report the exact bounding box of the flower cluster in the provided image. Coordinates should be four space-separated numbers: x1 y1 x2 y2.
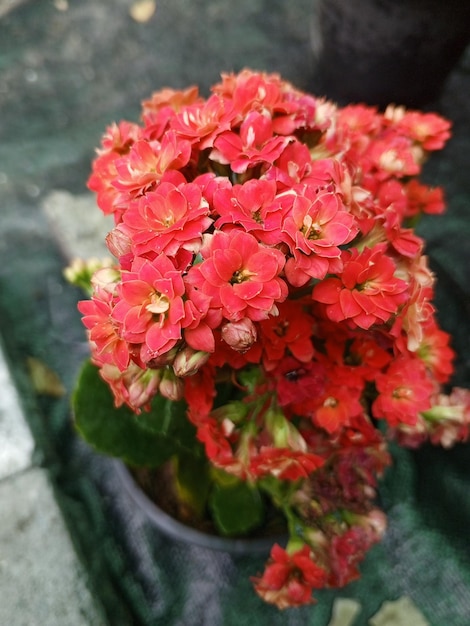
76 70 470 609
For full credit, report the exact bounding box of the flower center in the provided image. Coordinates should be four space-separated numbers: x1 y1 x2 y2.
274 320 289 337
392 387 413 400
146 291 170 314
230 268 255 284
301 214 322 240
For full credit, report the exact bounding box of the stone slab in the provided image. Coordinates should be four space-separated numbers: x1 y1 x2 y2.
41 189 112 261
0 467 105 626
0 338 34 480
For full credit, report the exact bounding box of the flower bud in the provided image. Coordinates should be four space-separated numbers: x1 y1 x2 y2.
91 266 121 293
172 346 210 377
106 225 132 258
146 346 179 369
221 318 257 352
127 368 161 409
365 509 387 540
211 401 248 425
159 367 184 401
64 257 115 295
265 407 307 451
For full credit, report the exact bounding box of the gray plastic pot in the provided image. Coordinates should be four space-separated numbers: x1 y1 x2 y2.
115 460 286 555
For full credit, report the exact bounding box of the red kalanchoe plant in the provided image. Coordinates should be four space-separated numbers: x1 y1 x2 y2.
70 69 470 609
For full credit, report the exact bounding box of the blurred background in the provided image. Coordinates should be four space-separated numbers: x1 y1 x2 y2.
1 1 470 625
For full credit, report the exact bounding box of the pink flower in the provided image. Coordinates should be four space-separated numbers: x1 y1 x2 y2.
119 180 212 258
78 286 130 371
186 229 288 322
141 85 201 139
367 133 421 179
393 110 452 151
313 245 409 329
112 132 191 197
112 255 186 363
99 361 161 412
169 93 235 149
221 317 258 352
172 346 210 377
213 178 285 245
158 367 185 401
79 70 461 611
279 184 359 284
210 110 291 173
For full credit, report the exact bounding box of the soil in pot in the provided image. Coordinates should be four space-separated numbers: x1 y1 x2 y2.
130 461 288 540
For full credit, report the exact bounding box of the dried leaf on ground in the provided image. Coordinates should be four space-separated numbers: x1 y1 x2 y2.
129 0 156 23
26 357 66 397
369 596 430 626
327 598 362 626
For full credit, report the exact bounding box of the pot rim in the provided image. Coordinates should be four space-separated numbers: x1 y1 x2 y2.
114 460 286 554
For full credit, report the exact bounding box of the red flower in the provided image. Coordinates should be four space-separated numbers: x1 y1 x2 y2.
405 179 446 217
313 383 363 434
258 300 315 370
313 245 409 329
347 335 392 380
87 121 142 217
250 447 324 481
212 69 289 119
372 356 435 426
416 319 455 384
79 70 460 611
195 417 234 464
252 544 327 609
184 365 216 422
265 140 313 189
327 517 385 587
273 357 326 408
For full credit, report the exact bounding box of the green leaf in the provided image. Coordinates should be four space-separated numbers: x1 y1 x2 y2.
174 454 211 518
135 393 203 457
209 479 265 536
72 360 180 467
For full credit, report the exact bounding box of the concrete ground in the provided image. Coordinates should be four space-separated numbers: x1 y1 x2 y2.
0 335 105 625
